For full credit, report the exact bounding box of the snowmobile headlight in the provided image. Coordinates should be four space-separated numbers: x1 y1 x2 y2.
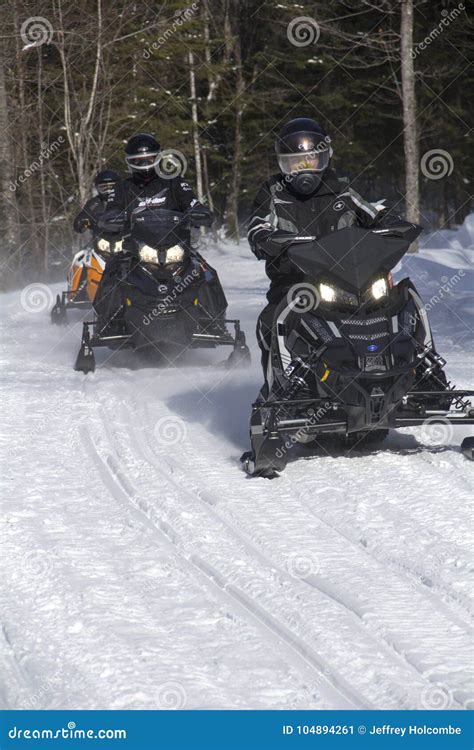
97 238 111 253
112 239 123 253
319 283 336 302
319 282 358 307
164 244 185 265
139 245 159 264
371 277 388 300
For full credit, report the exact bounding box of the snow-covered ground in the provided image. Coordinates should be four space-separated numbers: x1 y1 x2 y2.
1 217 473 711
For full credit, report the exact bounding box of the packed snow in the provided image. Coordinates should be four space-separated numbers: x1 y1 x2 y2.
1 216 473 711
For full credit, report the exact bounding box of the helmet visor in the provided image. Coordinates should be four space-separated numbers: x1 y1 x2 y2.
125 151 160 170
96 182 115 195
277 148 330 175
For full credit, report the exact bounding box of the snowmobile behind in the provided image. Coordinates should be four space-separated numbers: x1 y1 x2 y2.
50 235 124 324
241 225 474 476
74 207 250 373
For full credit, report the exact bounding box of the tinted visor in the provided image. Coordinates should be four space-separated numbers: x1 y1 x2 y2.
277 148 330 175
276 129 329 155
125 151 160 170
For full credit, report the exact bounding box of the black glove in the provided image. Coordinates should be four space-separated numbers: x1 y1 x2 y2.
255 229 301 259
187 208 213 228
98 211 126 234
76 217 91 232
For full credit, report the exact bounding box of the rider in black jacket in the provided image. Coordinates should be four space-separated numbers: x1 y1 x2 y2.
73 170 120 236
247 118 405 380
94 133 212 329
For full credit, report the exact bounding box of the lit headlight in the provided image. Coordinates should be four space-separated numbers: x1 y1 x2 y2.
319 283 336 302
139 245 159 264
97 238 111 253
113 239 123 253
319 282 358 307
164 244 185 265
371 277 388 300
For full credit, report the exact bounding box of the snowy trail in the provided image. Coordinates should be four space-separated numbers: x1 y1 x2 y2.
1 231 473 710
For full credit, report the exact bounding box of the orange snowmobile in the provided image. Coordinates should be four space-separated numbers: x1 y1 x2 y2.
51 236 123 324
51 169 122 324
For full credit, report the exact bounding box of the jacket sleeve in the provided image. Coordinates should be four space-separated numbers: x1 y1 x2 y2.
346 188 403 229
247 183 278 259
173 179 213 225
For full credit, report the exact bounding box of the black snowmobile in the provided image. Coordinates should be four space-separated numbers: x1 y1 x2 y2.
241 225 474 476
74 207 250 373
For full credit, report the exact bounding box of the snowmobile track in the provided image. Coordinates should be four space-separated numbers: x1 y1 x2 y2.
90 394 467 709
78 423 368 710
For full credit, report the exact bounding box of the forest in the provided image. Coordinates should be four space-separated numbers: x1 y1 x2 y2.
1 0 472 284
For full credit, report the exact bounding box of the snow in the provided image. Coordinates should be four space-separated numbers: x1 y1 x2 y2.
1 217 473 711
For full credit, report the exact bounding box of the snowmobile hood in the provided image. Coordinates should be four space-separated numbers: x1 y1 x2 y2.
287 225 421 292
131 207 189 249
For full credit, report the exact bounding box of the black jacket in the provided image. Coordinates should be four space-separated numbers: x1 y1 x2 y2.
102 173 211 232
73 196 107 235
247 169 403 296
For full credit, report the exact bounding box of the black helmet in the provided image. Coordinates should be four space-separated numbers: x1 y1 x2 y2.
94 169 120 197
275 118 332 195
125 133 161 175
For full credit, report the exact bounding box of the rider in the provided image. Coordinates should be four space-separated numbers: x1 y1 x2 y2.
73 170 121 237
247 117 407 385
94 133 212 329
100 133 212 233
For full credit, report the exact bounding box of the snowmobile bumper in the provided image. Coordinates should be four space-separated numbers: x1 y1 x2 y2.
242 391 474 476
51 290 92 324
74 317 250 372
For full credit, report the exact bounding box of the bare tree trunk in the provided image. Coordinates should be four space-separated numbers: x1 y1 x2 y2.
188 51 204 202
36 47 49 273
400 0 420 237
13 0 41 263
0 48 21 278
227 33 244 242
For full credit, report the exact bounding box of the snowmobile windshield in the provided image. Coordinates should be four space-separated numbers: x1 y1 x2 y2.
131 207 189 248
277 148 330 175
287 225 421 293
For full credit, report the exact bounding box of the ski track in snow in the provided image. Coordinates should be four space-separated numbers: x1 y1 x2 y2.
1 232 473 710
